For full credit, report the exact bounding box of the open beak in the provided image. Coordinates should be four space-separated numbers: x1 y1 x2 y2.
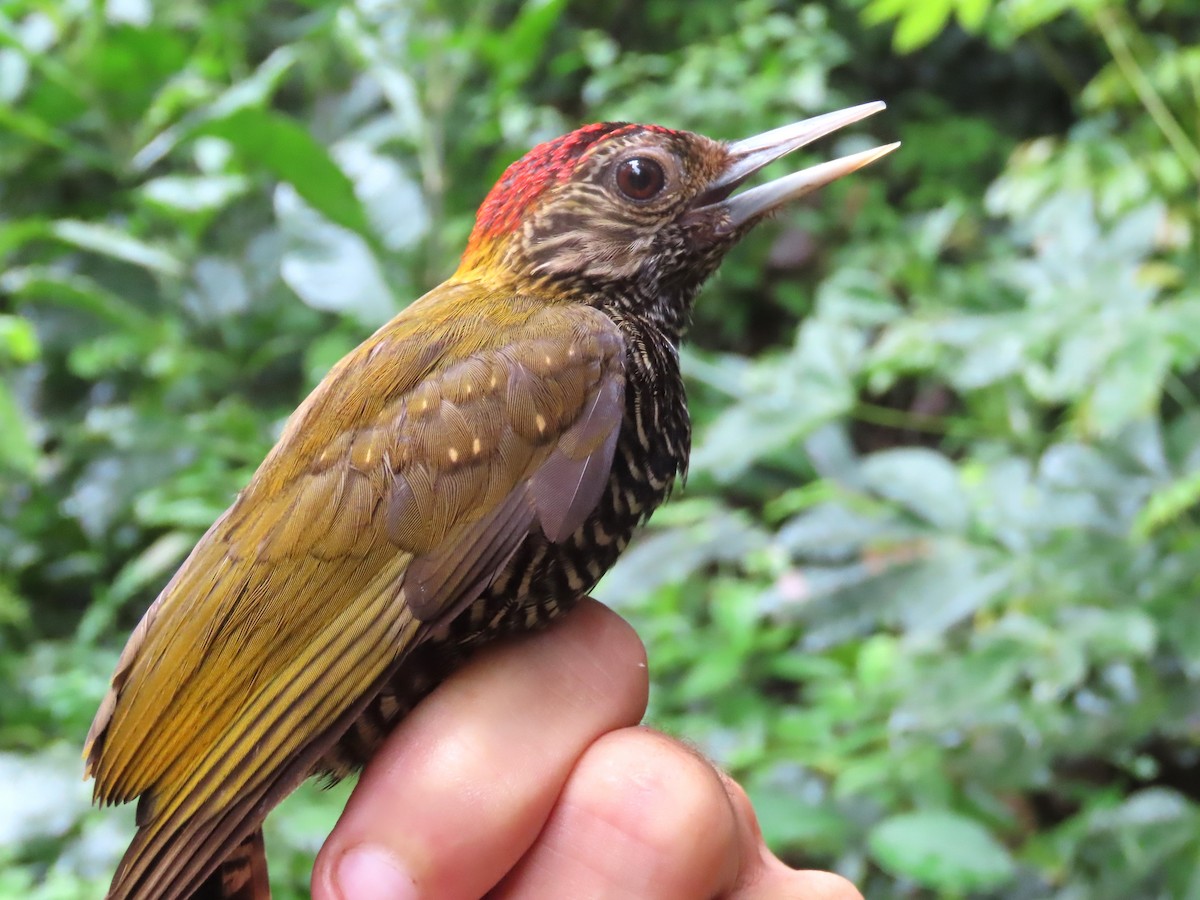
696 101 899 233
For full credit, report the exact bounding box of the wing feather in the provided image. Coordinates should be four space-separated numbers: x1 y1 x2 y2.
85 289 627 900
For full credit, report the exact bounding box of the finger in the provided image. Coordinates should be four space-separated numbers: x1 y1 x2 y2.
717 773 863 900
312 598 649 900
737 867 865 900
489 727 742 900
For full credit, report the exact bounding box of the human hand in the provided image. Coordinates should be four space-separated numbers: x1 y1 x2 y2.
313 598 862 899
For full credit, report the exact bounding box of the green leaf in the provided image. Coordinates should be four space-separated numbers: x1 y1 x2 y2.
1134 468 1200 538
1082 332 1170 437
198 109 372 238
0 266 155 329
0 381 37 475
1003 0 1077 33
955 0 990 32
861 0 910 27
1088 788 1192 832
275 184 395 323
78 532 195 643
0 315 39 364
0 101 114 169
894 0 954 52
140 174 251 214
131 45 299 170
869 810 1015 891
859 448 968 531
487 0 569 90
48 220 183 276
749 790 850 854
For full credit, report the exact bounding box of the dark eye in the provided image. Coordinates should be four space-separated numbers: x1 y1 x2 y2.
615 157 666 201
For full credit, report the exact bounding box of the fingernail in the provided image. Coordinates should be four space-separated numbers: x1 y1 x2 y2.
336 845 417 900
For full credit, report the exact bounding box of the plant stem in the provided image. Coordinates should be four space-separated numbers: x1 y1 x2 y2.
1094 7 1200 184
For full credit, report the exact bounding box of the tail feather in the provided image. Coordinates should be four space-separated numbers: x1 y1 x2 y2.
192 828 270 900
104 627 420 900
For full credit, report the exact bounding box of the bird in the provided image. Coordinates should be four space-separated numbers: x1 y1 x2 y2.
84 101 897 900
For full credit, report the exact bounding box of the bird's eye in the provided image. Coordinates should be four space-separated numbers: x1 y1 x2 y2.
614 157 666 201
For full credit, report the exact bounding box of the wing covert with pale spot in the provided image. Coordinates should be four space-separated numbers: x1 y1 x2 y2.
83 287 627 900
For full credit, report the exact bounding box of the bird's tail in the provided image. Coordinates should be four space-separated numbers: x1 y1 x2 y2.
191 828 270 900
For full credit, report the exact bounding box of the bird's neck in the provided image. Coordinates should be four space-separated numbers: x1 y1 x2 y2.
597 276 697 351
453 234 699 352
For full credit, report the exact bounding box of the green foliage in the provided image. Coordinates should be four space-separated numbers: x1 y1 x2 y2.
3 0 1200 897
869 809 1015 892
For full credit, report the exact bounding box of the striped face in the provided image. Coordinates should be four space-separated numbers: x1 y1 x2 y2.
456 107 896 341
466 123 685 244
458 123 736 290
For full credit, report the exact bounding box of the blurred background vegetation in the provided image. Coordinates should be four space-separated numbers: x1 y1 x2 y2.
3 0 1199 896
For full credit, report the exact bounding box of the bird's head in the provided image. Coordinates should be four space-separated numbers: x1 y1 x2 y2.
456 103 897 339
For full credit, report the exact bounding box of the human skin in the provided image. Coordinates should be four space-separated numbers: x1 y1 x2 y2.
311 598 863 900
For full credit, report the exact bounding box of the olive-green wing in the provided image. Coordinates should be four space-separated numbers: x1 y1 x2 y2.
84 292 626 900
